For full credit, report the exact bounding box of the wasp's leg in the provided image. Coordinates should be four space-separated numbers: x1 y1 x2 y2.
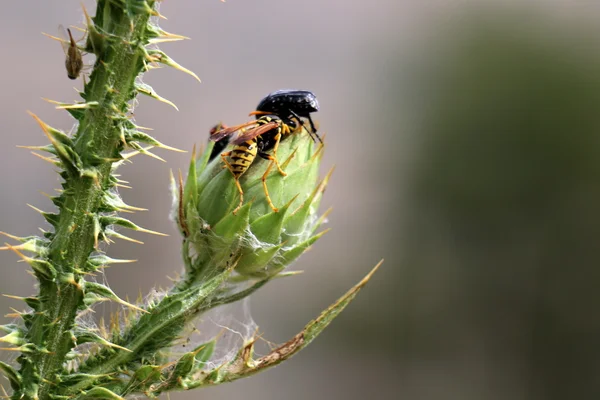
221 152 244 215
256 143 281 213
258 158 279 213
258 133 286 177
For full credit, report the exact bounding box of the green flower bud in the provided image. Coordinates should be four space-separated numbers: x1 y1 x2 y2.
176 126 331 290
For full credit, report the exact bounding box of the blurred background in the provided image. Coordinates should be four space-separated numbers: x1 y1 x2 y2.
2 0 600 399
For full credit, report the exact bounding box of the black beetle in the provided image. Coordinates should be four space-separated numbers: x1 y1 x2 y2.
251 89 321 143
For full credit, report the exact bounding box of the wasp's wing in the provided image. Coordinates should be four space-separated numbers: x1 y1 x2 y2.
230 121 279 145
210 120 260 142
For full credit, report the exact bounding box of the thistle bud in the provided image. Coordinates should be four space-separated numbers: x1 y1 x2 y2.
176 126 330 290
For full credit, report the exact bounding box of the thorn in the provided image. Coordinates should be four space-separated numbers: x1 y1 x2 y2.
0 232 23 241
0 384 8 399
310 139 326 162
0 243 28 252
0 347 23 352
105 229 144 245
135 227 169 237
55 102 99 110
30 152 59 165
356 260 384 290
26 204 46 215
114 297 148 314
280 148 298 170
154 142 186 153
150 51 201 82
41 32 64 43
157 29 190 40
17 144 49 151
2 294 25 301
150 8 168 20
64 275 82 290
81 2 92 26
128 146 167 162
314 207 333 228
274 270 305 279
5 243 34 264
317 166 336 195
41 97 62 105
135 125 154 131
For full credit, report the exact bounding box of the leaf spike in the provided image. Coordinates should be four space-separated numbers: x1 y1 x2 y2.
26 204 46 215
0 347 23 352
275 270 305 279
41 98 63 105
310 166 335 200
17 144 53 151
315 207 333 227
41 32 63 43
112 297 147 314
0 383 10 398
157 28 190 41
27 112 76 170
0 331 24 346
55 101 99 110
280 147 299 170
102 217 169 236
0 242 32 252
105 229 144 245
311 228 331 242
88 255 138 267
30 152 60 166
2 294 25 301
134 124 153 131
132 146 167 162
310 139 326 162
151 9 168 20
4 243 56 280
135 83 179 110
140 138 186 153
80 1 92 27
60 274 82 291
0 232 25 242
147 50 201 82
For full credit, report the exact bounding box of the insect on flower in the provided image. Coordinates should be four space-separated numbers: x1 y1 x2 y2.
210 116 298 214
44 25 85 80
63 27 84 80
250 89 322 143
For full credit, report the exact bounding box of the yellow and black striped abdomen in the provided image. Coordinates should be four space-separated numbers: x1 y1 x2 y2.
229 140 258 178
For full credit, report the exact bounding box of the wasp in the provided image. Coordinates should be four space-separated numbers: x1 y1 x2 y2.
249 89 322 143
210 116 297 214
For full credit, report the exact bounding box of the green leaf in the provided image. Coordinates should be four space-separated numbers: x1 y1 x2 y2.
80 386 124 400
0 360 21 391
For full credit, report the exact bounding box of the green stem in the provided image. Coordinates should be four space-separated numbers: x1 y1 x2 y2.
18 3 155 400
62 269 230 397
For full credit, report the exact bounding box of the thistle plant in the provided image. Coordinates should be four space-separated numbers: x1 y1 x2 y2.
0 2 380 399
